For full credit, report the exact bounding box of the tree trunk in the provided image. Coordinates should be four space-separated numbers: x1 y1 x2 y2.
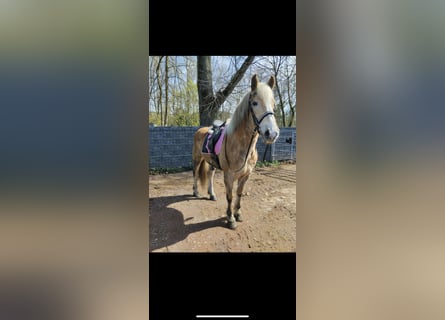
197 56 218 126
163 56 169 126
287 104 295 127
155 56 163 124
197 56 255 126
276 82 286 127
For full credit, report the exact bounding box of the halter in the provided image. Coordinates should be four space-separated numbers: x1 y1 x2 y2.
224 97 275 173
249 99 275 133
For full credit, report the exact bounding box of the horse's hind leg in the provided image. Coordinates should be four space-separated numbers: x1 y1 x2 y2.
234 174 250 222
192 159 200 197
208 166 217 201
224 172 236 229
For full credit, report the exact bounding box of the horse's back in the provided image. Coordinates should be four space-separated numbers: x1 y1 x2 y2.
194 126 210 139
192 127 210 160
194 127 211 146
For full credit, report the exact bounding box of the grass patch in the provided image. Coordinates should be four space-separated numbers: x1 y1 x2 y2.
255 160 280 168
149 166 191 175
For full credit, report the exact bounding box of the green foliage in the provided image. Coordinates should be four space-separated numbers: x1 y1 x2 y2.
148 112 162 126
171 110 200 126
148 111 199 127
255 160 280 168
149 167 191 175
149 77 200 127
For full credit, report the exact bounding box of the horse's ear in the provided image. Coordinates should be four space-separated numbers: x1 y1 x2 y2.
267 75 276 89
251 74 259 90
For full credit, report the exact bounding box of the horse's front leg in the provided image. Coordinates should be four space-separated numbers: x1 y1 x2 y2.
234 174 250 222
224 172 236 229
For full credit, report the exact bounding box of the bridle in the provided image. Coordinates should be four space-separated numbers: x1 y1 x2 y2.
224 95 275 173
249 102 275 133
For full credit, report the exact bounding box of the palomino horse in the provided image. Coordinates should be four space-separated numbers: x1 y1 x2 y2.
192 74 280 229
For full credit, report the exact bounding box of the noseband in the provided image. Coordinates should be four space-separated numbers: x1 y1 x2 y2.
249 100 275 132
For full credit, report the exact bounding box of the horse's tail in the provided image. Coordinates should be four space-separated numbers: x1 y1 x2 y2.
192 127 210 191
196 159 209 189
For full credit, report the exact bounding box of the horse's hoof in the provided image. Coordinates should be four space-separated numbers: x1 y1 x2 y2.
193 191 200 197
235 213 243 222
227 220 237 229
209 194 217 201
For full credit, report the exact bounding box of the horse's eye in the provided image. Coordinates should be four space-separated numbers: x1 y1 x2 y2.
252 101 258 106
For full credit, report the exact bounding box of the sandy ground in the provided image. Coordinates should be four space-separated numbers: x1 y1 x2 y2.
149 163 296 252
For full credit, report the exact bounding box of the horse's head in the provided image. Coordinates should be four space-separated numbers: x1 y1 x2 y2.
249 74 280 144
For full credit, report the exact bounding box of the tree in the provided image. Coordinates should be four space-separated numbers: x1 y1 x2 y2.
148 56 199 126
163 56 169 126
148 56 295 127
197 56 255 126
267 56 296 127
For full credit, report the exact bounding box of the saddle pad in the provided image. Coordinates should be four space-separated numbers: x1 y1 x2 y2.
214 128 225 155
201 127 226 155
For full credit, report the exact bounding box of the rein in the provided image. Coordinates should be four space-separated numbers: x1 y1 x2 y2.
224 98 275 173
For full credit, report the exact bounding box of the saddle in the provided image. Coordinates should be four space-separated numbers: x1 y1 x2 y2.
207 120 225 153
202 120 226 169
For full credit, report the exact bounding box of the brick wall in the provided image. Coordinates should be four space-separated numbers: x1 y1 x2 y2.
148 126 296 169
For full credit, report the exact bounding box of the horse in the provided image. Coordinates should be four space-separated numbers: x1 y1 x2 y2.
192 74 280 229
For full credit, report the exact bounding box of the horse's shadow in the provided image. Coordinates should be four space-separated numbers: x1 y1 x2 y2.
149 194 226 251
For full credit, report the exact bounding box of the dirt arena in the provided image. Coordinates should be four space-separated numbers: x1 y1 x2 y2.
149 163 296 252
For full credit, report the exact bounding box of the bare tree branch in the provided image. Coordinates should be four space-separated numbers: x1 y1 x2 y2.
215 56 255 105
198 56 255 126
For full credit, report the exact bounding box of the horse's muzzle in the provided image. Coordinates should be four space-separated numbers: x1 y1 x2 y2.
263 129 279 144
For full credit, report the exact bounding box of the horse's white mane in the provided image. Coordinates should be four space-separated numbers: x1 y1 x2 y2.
225 92 250 136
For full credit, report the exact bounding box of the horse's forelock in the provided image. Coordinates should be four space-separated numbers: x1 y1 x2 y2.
256 83 275 105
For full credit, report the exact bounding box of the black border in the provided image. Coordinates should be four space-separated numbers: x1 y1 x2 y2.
149 0 296 55
149 252 296 319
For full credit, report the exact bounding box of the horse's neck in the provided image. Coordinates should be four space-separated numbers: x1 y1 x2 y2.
226 113 259 167
228 110 257 144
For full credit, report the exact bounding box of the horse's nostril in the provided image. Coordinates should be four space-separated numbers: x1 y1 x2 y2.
265 129 270 138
